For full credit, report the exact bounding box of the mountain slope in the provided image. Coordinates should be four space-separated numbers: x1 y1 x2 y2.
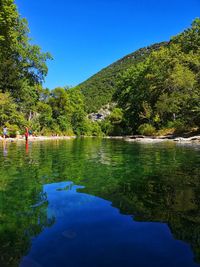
76 42 167 113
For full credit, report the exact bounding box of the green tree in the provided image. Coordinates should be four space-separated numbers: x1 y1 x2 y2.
115 19 200 134
0 92 24 127
37 102 53 128
0 0 51 105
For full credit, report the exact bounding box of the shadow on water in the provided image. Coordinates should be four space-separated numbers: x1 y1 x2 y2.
0 138 200 266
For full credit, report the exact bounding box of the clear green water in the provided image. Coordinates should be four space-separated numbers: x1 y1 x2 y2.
0 138 200 267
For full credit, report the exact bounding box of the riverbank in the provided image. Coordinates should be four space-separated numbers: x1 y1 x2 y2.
1 134 200 144
0 135 74 142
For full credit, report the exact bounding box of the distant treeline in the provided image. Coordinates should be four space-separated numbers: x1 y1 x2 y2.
0 0 199 136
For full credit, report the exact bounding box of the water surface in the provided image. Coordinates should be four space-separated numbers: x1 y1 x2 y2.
0 138 200 267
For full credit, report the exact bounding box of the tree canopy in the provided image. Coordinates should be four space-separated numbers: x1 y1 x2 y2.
114 18 200 135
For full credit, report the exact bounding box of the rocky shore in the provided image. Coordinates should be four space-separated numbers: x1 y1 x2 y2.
104 134 200 144
124 134 200 144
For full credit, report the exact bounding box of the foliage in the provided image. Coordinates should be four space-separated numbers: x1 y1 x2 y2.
115 18 200 135
138 123 156 136
99 119 113 136
75 42 167 113
0 92 25 127
167 120 190 134
0 0 53 135
0 0 51 99
108 108 123 124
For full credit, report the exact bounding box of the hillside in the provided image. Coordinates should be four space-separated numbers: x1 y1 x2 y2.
76 42 167 113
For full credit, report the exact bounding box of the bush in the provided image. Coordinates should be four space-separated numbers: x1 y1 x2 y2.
63 129 74 136
156 127 175 136
167 120 189 134
40 127 53 136
138 123 156 136
109 108 123 124
91 122 103 136
99 119 113 136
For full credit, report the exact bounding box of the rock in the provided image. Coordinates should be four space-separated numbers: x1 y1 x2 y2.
174 137 186 142
88 103 116 122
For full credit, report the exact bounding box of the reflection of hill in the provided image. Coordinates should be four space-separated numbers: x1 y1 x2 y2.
81 162 200 263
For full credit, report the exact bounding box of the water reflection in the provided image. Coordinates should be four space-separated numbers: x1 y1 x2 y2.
0 139 200 266
3 140 8 157
25 141 29 154
20 182 199 267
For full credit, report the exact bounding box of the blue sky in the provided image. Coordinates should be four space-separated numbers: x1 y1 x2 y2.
16 0 200 89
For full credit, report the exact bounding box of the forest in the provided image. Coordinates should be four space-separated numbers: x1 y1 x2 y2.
0 0 200 137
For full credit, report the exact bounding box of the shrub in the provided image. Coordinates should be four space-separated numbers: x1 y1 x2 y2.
109 108 123 124
39 127 52 136
63 129 74 136
156 128 175 136
138 123 156 136
91 122 103 136
99 119 113 136
167 120 189 134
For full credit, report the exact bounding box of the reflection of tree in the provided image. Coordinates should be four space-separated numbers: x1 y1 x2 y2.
0 144 55 267
61 140 200 264
80 148 200 263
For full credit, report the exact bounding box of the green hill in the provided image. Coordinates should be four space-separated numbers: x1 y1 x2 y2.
76 42 167 113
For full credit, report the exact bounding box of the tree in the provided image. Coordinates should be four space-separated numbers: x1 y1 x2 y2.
172 18 200 53
115 18 200 134
0 92 24 127
37 102 53 129
0 0 51 99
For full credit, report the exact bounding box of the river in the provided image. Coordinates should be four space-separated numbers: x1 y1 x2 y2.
0 138 200 267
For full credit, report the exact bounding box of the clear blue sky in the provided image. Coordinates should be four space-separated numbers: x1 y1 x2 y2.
16 0 200 89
